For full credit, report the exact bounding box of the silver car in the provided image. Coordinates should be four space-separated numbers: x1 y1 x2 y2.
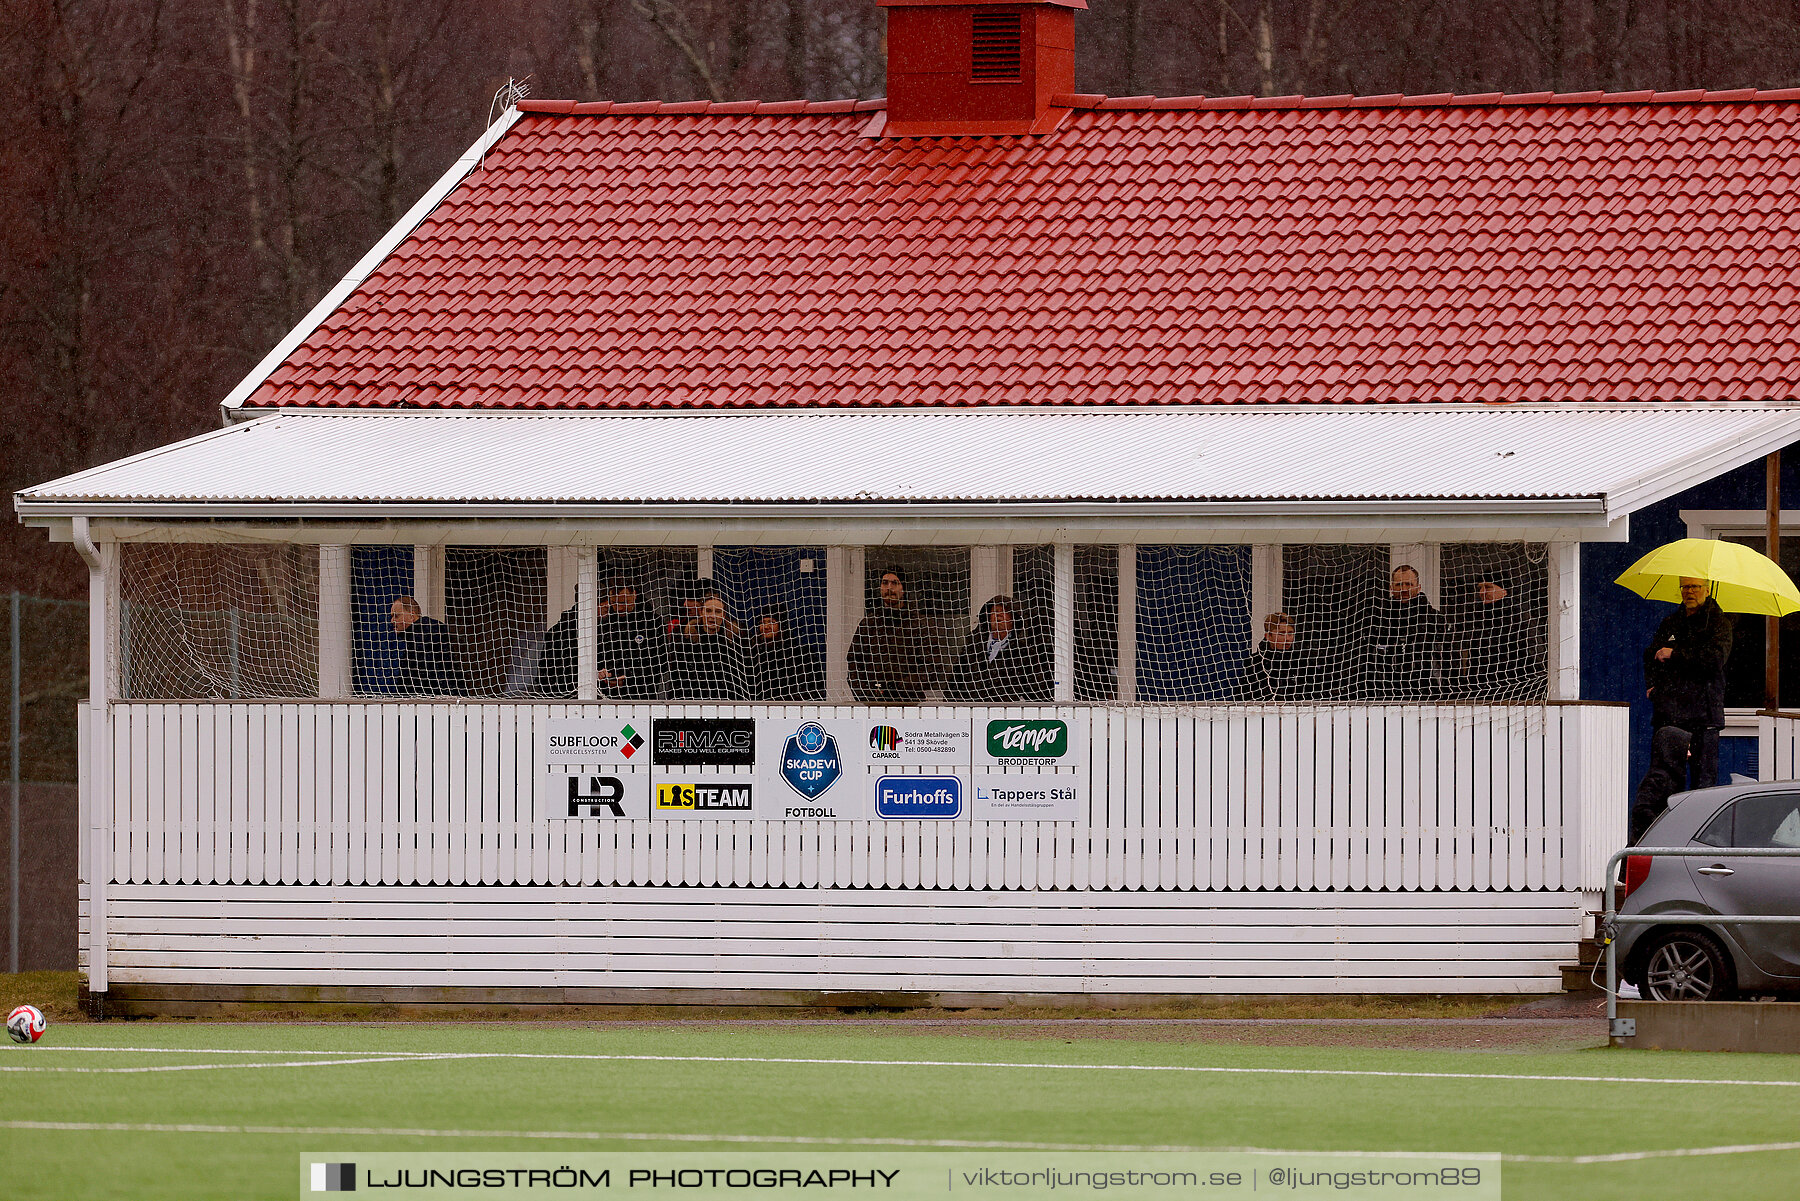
1618 781 1800 1001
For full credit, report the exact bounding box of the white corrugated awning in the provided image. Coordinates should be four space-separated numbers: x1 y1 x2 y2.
17 405 1800 538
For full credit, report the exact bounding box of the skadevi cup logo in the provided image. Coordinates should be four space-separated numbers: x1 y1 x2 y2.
781 722 843 799
986 719 1068 759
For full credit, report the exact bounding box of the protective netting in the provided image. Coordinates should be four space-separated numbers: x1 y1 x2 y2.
121 543 320 699
118 542 1550 703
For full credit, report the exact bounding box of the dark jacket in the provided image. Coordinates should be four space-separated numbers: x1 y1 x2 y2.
849 604 929 704
1238 640 1310 702
947 609 1050 703
600 606 668 700
1459 595 1547 701
1644 597 1733 730
671 629 748 701
1363 595 1445 701
1631 725 1693 844
532 603 669 699
532 607 580 698
397 616 469 696
747 628 825 702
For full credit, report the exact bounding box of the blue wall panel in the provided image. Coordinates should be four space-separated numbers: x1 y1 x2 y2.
1136 546 1254 702
351 546 413 696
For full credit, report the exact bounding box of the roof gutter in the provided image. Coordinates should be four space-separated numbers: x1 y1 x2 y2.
14 497 1609 522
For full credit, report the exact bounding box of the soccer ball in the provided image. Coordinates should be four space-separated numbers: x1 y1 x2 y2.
6 1005 45 1044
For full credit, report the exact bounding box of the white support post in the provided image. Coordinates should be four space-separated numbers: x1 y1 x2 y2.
696 547 714 581
412 545 446 621
825 546 862 703
970 547 1003 620
545 548 580 629
1390 543 1441 606
318 546 351 697
1549 542 1581 700
1116 544 1137 703
576 548 599 701
1251 544 1284 647
1053 543 1076 703
76 522 117 995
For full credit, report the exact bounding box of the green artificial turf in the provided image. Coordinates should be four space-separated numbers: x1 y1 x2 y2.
1 1024 1796 1200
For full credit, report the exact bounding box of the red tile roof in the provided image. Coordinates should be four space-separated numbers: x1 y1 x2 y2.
247 89 1800 410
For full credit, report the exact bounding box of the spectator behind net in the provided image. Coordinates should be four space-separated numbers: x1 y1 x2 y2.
390 595 470 696
948 595 1050 702
668 578 729 642
1238 612 1309 702
1458 572 1547 700
1364 565 1445 700
1644 575 1733 791
747 605 824 701
598 579 667 699
672 593 748 700
849 569 929 704
533 579 668 699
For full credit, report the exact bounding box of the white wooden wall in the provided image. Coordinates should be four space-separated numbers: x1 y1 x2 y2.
1759 711 1800 781
79 884 1583 995
91 702 1628 893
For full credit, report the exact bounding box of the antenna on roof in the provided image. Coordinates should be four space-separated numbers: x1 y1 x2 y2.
483 75 533 168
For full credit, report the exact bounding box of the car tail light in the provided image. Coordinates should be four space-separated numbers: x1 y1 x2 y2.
1619 855 1653 904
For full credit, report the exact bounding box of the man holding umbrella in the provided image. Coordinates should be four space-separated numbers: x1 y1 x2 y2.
1642 576 1733 793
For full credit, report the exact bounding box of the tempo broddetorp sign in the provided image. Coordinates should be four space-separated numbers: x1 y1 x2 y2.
985 719 1069 762
973 718 1085 821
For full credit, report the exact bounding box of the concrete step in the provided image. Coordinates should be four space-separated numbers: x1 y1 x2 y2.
1560 936 1605 993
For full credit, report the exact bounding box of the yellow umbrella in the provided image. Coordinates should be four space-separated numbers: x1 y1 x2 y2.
1615 537 1800 616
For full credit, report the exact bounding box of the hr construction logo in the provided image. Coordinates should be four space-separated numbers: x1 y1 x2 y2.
781 722 843 799
309 1162 355 1192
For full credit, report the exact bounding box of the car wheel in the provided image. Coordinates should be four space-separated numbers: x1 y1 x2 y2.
1642 930 1735 1001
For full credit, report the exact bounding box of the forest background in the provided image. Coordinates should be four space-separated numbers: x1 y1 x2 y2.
6 0 1800 597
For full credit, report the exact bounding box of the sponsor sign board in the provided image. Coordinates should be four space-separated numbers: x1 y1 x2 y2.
542 769 649 819
565 775 630 818
979 718 1070 765
541 717 649 766
655 779 756 817
653 718 756 767
875 775 963 819
752 718 869 819
781 722 844 800
968 774 1085 821
864 719 972 764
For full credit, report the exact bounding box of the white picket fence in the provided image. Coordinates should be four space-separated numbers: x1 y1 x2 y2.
1759 710 1800 781
90 702 1627 893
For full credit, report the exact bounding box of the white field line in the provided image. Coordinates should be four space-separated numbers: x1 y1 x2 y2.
7 1048 1800 1090
0 1054 477 1075
25 1045 445 1056
3 1121 1798 1165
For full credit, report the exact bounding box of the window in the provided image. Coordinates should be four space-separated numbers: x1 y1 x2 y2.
1695 793 1800 848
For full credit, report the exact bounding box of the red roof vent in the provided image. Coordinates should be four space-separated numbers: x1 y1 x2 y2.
878 0 1085 137
970 12 1024 82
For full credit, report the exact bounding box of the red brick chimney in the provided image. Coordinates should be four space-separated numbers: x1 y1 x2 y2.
877 0 1085 137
